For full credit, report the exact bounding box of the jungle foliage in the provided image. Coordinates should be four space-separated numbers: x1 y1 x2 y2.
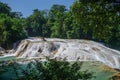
0 0 120 49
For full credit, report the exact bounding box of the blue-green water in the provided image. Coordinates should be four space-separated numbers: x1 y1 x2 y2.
0 56 16 61
0 57 119 80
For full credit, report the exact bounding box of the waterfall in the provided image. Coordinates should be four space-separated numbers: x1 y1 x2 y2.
2 37 120 69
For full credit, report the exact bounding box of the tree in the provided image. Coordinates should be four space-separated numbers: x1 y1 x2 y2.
70 0 120 43
49 4 66 22
0 2 27 49
50 4 67 38
40 10 52 37
26 9 46 36
0 14 12 48
10 12 23 18
0 2 11 15
0 14 27 49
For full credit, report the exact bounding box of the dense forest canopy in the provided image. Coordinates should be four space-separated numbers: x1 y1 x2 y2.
0 0 120 49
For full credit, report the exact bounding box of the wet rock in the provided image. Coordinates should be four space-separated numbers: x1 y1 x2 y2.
0 47 5 56
38 48 42 53
110 73 120 80
0 47 5 51
3 37 120 69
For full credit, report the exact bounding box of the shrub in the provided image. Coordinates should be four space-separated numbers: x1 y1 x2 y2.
13 59 93 80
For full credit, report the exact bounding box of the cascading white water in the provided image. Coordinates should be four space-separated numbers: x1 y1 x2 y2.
6 37 120 69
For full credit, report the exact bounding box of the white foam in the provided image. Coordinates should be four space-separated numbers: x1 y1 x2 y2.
3 38 120 69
